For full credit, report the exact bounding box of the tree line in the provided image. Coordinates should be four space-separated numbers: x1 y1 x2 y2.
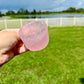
0 7 84 16
62 7 84 13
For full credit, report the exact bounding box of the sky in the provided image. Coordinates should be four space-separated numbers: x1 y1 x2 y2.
0 0 84 13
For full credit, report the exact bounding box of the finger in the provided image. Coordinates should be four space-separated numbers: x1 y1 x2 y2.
2 29 21 41
13 41 29 55
18 44 29 54
2 29 19 32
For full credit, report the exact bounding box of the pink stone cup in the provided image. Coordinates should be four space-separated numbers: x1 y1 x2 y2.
19 21 49 51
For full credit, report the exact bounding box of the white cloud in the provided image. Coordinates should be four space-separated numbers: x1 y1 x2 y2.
78 2 82 6
0 9 8 13
52 0 66 6
52 7 66 11
13 10 17 13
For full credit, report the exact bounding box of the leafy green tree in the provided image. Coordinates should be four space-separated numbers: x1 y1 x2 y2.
17 8 25 14
31 9 37 14
6 10 15 15
66 7 76 12
0 11 2 17
38 10 41 14
24 9 29 14
76 8 84 13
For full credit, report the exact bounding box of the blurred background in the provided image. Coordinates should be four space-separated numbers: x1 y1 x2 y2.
0 0 84 29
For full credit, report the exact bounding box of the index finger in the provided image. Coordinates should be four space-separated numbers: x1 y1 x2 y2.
2 29 21 41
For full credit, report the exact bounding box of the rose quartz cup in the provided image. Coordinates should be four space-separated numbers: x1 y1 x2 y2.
19 21 49 51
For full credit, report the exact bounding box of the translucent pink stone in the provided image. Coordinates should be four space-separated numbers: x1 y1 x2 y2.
19 21 49 51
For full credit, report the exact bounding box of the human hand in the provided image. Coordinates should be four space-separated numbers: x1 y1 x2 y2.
0 29 28 66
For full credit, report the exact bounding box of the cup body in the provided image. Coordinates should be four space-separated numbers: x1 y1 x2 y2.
19 21 49 51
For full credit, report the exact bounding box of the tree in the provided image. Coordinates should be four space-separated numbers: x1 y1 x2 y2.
0 11 2 17
76 8 84 13
17 8 25 14
31 9 37 14
24 9 29 14
38 10 41 14
6 10 15 15
66 7 76 12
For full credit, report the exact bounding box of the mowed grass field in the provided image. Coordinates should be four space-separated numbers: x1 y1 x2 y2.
0 26 84 84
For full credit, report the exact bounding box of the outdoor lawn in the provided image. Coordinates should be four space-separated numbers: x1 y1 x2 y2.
0 26 84 84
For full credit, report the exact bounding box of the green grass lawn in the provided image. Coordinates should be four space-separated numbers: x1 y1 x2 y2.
0 26 84 84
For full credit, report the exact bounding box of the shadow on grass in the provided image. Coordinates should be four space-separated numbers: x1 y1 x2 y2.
80 78 84 84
